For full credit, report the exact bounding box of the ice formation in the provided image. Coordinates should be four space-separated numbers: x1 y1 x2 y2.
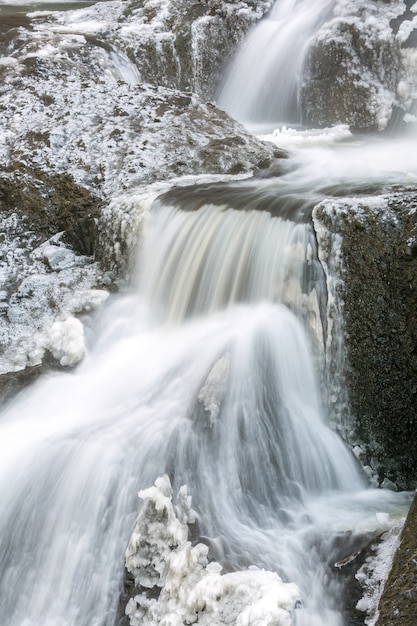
125 475 300 626
355 524 404 625
46 316 85 367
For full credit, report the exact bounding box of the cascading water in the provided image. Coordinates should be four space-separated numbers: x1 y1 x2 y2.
0 200 411 626
217 0 335 128
0 0 415 625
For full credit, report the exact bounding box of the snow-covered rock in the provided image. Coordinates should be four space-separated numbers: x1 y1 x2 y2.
0 233 109 374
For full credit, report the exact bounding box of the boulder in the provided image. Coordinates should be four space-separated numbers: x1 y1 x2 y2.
313 187 417 488
300 1 417 132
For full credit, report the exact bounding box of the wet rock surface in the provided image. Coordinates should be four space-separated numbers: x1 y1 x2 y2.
376 491 417 625
314 187 417 489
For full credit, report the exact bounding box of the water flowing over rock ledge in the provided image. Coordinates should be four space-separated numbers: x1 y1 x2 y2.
0 1 417 624
0 0 284 375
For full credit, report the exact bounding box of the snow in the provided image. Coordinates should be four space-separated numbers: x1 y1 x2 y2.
333 0 404 22
0 227 109 373
125 475 300 626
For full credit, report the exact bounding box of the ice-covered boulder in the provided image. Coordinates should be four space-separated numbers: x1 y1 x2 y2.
300 0 417 132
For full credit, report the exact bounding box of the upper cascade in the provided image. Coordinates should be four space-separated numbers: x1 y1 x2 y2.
217 0 335 127
217 0 417 133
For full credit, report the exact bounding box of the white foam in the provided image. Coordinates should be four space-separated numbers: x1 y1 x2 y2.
261 124 352 148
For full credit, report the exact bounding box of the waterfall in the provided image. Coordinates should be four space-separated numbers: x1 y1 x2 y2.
217 0 334 128
0 0 414 624
139 200 320 323
0 201 410 626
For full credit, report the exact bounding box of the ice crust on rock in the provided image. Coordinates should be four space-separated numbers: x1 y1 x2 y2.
355 523 404 626
0 231 109 374
46 316 85 367
301 0 417 132
0 0 279 199
125 475 300 626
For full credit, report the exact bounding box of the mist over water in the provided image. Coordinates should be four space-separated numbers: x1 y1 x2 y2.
263 129 417 189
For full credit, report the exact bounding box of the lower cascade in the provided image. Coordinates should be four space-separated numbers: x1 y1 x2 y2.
0 203 411 626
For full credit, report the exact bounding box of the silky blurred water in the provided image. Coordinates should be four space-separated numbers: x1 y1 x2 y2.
0 0 415 624
0 203 411 626
217 0 335 126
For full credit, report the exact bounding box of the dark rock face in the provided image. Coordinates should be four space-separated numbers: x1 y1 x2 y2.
377 491 417 625
0 170 101 257
314 189 417 488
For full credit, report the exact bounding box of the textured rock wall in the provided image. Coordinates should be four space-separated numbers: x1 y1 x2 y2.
314 189 417 488
115 0 274 99
376 491 417 625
